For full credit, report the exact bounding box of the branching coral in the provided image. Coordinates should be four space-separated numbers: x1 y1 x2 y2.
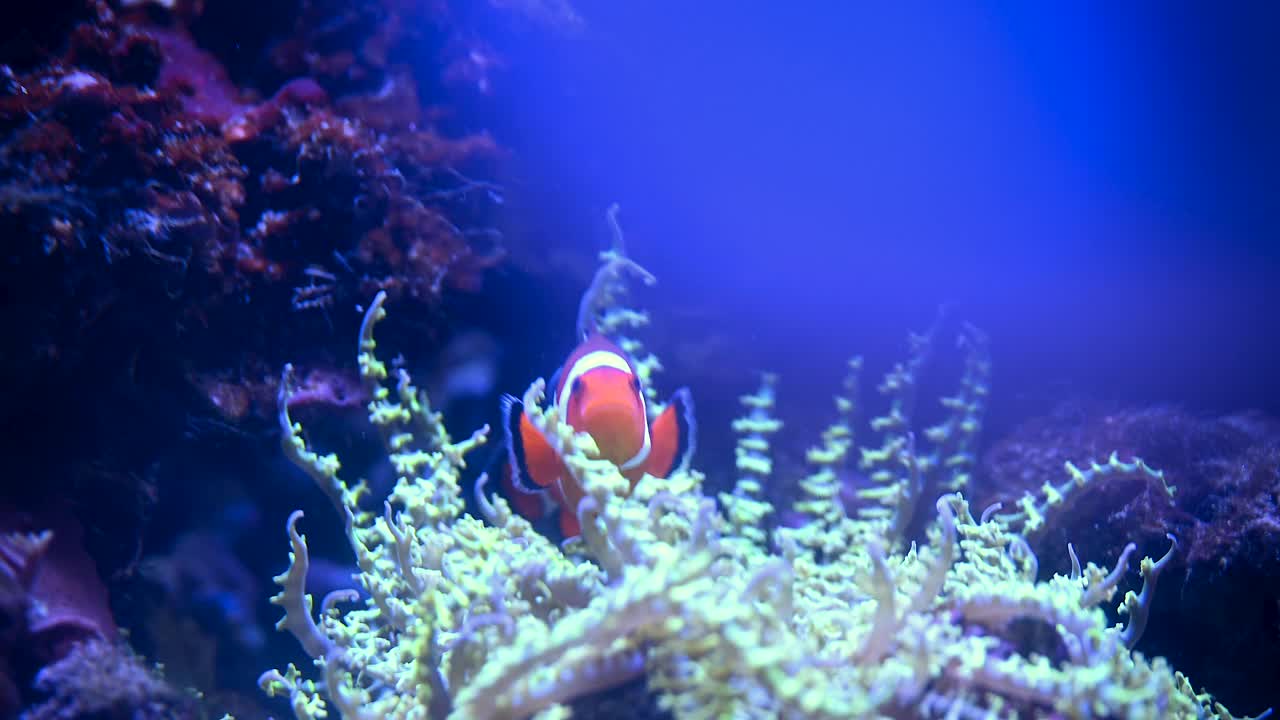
262 239 1261 719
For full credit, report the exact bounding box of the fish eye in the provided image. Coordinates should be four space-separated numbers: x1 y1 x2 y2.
572 377 585 395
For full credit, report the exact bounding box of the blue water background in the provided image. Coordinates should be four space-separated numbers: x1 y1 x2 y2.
478 1 1278 436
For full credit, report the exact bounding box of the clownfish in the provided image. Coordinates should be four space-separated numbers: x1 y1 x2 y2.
501 334 695 538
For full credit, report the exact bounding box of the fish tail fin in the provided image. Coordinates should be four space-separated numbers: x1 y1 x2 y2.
558 506 582 539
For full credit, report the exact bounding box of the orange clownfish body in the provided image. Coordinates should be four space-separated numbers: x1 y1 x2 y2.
501 334 695 538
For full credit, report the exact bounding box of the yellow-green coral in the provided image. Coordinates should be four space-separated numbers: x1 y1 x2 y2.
576 203 664 416
720 372 781 551
261 240 1257 720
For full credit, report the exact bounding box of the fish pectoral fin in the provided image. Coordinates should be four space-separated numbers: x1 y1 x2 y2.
645 387 697 478
503 393 561 489
499 464 553 520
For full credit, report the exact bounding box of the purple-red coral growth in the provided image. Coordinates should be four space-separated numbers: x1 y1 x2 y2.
0 0 573 714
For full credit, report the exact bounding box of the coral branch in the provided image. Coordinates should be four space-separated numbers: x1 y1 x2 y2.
259 246 1247 720
268 511 334 660
1120 533 1178 649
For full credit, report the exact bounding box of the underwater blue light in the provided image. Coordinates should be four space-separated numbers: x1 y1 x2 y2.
498 0 1279 414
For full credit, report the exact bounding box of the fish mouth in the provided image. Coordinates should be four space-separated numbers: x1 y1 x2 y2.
583 400 643 466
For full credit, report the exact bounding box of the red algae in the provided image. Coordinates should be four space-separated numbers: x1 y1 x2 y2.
0 0 574 714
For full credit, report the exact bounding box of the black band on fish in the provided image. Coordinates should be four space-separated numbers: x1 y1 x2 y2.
500 394 543 495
